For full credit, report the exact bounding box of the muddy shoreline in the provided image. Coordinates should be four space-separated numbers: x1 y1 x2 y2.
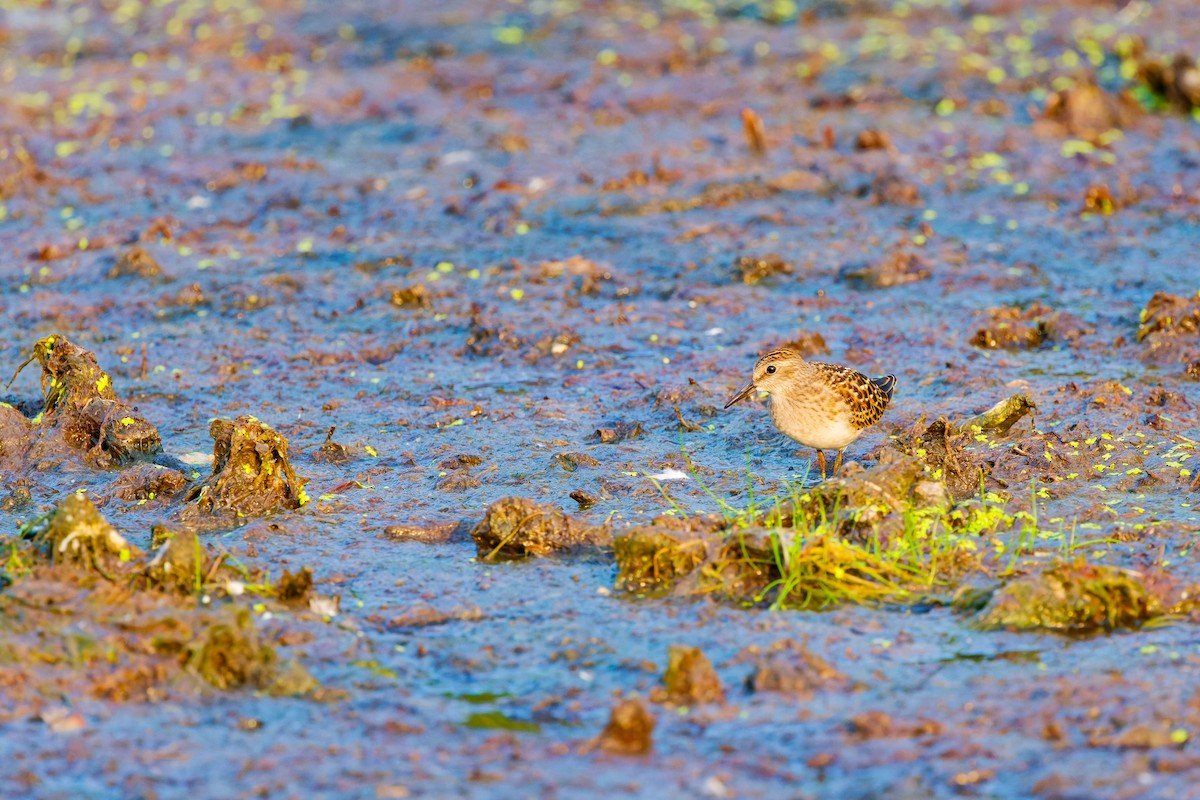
3 1 1200 797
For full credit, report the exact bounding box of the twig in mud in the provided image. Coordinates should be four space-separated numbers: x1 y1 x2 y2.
674 405 702 433
89 550 121 583
741 108 767 155
5 352 35 389
204 552 227 583
0 591 84 616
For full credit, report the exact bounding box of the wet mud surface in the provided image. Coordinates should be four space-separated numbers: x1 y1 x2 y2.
3 0 1200 797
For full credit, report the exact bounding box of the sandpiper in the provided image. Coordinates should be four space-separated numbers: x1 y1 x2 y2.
724 348 896 480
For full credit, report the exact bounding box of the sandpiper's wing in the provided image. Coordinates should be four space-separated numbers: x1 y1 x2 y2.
811 363 896 430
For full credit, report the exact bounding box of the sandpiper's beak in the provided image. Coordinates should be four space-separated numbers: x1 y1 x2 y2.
724 381 757 409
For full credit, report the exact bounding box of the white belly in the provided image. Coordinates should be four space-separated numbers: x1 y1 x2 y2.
769 395 862 450
786 415 861 450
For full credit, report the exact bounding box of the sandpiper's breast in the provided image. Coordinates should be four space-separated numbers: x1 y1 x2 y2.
768 391 862 450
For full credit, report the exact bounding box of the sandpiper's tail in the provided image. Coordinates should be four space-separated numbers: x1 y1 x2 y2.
873 374 897 401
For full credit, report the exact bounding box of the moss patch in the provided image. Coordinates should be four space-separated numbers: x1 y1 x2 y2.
973 560 1192 633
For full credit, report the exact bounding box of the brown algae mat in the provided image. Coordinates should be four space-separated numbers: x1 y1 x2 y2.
4 1 1200 797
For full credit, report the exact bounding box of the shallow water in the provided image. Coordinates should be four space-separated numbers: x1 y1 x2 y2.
3 0 1200 797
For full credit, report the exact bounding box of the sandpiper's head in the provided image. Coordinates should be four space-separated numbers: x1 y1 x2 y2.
724 348 804 409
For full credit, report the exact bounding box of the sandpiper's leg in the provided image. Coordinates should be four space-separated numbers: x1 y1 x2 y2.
815 449 826 481
832 449 845 477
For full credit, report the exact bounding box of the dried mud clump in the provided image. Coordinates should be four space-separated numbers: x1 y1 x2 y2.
526 330 583 363
569 489 599 509
552 452 600 472
906 418 983 501
276 566 314 603
0 402 34 472
29 491 141 578
969 304 1050 350
899 394 1036 499
101 463 190 505
845 710 941 741
766 453 938 540
582 698 655 756
16 334 163 469
592 420 644 443
1 484 32 512
973 561 1176 633
1041 309 1094 344
141 528 219 595
470 496 612 560
535 255 615 296
868 170 922 206
854 129 893 151
437 467 482 492
1137 291 1200 366
464 310 522 357
613 514 723 593
310 426 353 465
838 251 930 290
382 519 463 544
389 284 431 309
1139 53 1200 113
733 253 793 285
180 416 309 527
743 641 850 697
108 246 167 281
658 645 725 705
184 607 317 695
1040 81 1140 141
774 330 830 359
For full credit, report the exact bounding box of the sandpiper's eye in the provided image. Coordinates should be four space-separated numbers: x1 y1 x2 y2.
766 365 776 374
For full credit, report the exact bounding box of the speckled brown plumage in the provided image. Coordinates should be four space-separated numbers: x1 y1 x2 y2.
724 348 897 481
808 362 896 430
